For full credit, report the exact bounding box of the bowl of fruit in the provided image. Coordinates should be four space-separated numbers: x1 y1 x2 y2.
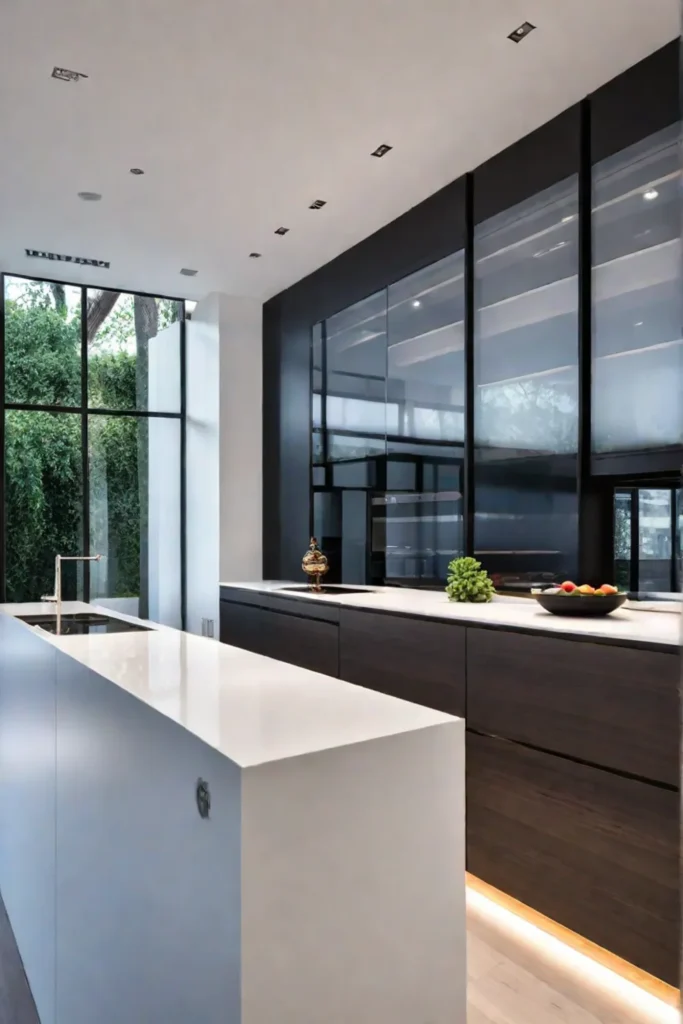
532 582 627 617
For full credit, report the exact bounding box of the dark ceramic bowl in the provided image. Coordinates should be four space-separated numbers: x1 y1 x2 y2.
534 593 627 617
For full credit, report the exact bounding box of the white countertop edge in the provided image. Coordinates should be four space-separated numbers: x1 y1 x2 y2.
0 601 460 767
219 582 681 649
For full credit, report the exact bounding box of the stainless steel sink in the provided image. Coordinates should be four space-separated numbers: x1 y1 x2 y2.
17 612 152 636
278 585 376 596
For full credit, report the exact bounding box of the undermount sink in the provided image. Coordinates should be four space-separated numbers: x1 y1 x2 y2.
279 585 376 596
17 612 152 636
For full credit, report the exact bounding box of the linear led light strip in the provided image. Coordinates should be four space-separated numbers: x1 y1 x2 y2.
466 885 678 1023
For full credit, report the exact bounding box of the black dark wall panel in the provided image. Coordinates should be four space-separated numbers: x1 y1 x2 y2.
473 105 580 225
263 42 679 581
591 40 679 163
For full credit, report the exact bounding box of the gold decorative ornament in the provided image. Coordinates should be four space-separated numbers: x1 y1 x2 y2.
302 537 329 592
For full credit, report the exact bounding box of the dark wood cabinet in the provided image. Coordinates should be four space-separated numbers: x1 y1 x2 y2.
220 600 339 677
467 627 679 786
339 609 465 715
466 732 679 984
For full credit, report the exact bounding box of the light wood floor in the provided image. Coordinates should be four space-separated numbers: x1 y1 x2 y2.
0 887 678 1023
467 888 679 1024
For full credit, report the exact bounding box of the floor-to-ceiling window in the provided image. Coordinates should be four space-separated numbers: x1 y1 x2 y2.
1 275 185 625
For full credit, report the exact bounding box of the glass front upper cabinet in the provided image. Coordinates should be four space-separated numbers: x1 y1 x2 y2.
592 123 682 453
473 176 580 587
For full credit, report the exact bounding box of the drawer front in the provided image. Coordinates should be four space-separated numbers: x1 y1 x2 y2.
467 627 679 785
466 732 679 984
219 587 339 623
339 609 465 716
220 600 339 677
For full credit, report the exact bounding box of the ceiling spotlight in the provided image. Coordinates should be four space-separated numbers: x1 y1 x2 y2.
634 321 644 327
508 21 535 42
274 226 290 236
643 189 659 201
371 143 393 158
412 300 421 308
78 191 102 201
249 252 262 259
52 66 88 82
129 167 145 176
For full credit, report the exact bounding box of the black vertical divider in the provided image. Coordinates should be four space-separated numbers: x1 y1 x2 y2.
0 274 5 602
81 286 90 602
180 306 187 630
629 489 640 594
463 173 475 558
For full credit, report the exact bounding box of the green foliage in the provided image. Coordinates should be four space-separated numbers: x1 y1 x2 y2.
445 556 495 603
3 282 155 602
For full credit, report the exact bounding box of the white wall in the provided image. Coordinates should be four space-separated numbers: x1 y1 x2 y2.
186 293 262 636
217 294 263 583
186 295 221 637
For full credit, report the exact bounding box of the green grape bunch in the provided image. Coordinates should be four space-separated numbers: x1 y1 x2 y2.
445 557 495 603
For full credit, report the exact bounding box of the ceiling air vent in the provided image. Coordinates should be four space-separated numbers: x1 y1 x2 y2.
274 226 289 236
180 268 198 276
309 199 327 210
51 66 88 82
25 248 109 269
371 143 392 158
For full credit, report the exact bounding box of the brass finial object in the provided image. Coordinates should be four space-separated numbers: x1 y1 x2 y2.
302 537 329 592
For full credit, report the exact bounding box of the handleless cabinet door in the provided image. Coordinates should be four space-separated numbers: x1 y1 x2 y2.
466 732 679 984
339 609 465 715
467 627 679 785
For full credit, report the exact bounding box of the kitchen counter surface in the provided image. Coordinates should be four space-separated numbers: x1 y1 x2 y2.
0 601 456 766
219 582 681 649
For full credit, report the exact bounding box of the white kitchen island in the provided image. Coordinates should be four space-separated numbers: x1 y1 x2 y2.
0 603 465 1024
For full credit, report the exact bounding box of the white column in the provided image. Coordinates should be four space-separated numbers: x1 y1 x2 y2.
186 294 262 637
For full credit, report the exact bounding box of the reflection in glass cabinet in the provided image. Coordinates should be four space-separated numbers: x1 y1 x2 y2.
311 253 465 585
473 176 580 587
592 123 682 453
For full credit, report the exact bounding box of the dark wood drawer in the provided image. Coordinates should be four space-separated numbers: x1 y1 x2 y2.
219 600 339 677
467 627 679 785
339 609 465 715
466 732 679 984
219 586 340 624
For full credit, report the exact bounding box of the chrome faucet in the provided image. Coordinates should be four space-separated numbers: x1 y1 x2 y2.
41 554 102 636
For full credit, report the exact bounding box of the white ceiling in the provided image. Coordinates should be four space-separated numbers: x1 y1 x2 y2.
0 0 677 302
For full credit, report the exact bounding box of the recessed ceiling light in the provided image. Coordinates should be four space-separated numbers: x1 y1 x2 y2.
635 321 644 327
52 66 88 82
412 300 421 308
78 191 102 201
129 167 145 176
309 199 327 210
249 252 262 259
180 268 198 276
274 226 289 236
508 21 535 42
26 248 109 268
371 143 393 158
643 189 659 201
561 215 575 223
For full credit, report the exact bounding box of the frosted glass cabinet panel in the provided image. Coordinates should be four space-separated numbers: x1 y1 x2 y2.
592 124 682 453
473 176 580 585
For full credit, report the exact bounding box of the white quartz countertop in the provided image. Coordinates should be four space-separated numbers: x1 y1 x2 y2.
219 582 681 649
0 602 456 767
